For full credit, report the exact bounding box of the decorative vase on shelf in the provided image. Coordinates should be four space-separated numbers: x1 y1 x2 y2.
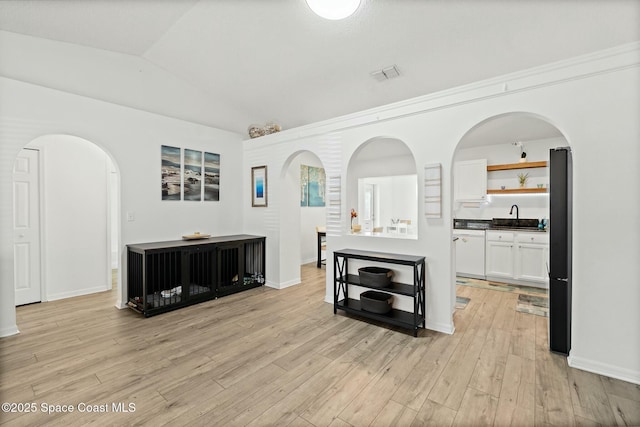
350 208 358 233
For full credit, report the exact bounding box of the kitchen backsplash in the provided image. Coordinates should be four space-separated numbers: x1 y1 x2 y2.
454 193 549 221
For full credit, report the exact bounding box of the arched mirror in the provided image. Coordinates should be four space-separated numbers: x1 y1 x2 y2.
347 137 418 239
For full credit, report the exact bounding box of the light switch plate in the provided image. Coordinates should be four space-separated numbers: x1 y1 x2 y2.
126 212 135 222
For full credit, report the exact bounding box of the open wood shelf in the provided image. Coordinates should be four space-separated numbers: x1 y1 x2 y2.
487 188 548 194
487 161 547 171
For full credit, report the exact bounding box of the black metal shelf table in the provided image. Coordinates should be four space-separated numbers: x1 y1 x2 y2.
333 248 426 337
127 234 265 317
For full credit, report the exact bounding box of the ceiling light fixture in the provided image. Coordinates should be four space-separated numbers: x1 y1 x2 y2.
305 0 361 20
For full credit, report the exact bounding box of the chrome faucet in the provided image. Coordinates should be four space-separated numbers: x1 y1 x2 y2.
509 204 519 219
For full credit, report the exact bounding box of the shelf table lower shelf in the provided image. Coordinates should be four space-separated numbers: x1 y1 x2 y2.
336 299 424 336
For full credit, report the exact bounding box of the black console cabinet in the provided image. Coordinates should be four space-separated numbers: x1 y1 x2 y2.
333 249 426 336
127 235 265 317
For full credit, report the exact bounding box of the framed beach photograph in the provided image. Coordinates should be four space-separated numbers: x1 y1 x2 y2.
204 152 220 201
161 145 181 200
183 149 203 201
251 165 267 207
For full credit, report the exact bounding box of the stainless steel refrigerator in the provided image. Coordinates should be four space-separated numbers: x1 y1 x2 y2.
549 147 572 355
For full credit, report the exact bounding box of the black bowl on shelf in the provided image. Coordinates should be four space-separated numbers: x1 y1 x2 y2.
358 266 393 287
360 290 393 314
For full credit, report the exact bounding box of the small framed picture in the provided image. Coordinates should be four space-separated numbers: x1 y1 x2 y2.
251 165 268 207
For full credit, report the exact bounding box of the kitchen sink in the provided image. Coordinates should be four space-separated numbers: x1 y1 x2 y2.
491 218 539 229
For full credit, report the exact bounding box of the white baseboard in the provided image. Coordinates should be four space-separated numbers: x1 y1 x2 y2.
265 278 301 290
568 354 640 386
425 320 455 335
0 325 20 337
46 285 110 302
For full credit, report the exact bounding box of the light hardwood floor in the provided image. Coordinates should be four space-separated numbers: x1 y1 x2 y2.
1 264 639 426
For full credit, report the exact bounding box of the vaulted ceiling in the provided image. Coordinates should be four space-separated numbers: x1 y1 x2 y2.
1 0 639 140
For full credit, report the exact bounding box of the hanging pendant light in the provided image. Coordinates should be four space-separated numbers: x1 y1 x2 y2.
305 0 361 20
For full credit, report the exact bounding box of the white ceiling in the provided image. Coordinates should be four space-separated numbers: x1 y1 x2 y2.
0 0 639 141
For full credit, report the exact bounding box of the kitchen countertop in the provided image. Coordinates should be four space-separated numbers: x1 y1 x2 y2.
454 218 547 232
487 227 547 232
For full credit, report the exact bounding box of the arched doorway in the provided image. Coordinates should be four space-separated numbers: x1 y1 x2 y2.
279 150 327 288
451 112 572 353
12 134 120 306
346 136 418 238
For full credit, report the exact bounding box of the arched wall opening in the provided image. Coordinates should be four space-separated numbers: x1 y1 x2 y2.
12 134 121 311
277 149 327 289
346 136 418 238
450 111 571 334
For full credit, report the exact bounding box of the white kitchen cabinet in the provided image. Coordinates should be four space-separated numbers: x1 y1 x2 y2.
515 233 549 284
486 230 549 287
454 229 485 279
486 231 514 279
454 159 487 202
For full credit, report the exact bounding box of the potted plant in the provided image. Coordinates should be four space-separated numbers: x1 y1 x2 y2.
517 172 529 188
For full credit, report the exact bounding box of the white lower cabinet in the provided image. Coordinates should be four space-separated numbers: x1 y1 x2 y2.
486 231 514 279
514 233 549 284
486 231 549 287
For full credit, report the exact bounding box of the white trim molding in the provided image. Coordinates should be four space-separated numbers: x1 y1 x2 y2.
266 278 301 290
0 325 20 338
569 354 640 386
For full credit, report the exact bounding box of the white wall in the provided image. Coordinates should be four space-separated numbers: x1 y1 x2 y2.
242 44 640 384
109 163 119 269
27 136 111 300
0 76 244 336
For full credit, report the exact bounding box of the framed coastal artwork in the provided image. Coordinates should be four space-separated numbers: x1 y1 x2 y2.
183 149 203 201
300 165 326 207
300 165 309 206
204 152 220 201
161 145 221 201
161 145 181 200
251 165 267 207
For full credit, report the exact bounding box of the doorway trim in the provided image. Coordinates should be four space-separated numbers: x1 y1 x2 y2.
14 134 121 308
450 111 573 351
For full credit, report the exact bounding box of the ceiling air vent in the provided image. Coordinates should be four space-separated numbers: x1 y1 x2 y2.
370 65 400 82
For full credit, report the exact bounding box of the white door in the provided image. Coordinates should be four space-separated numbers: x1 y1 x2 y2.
13 148 42 305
